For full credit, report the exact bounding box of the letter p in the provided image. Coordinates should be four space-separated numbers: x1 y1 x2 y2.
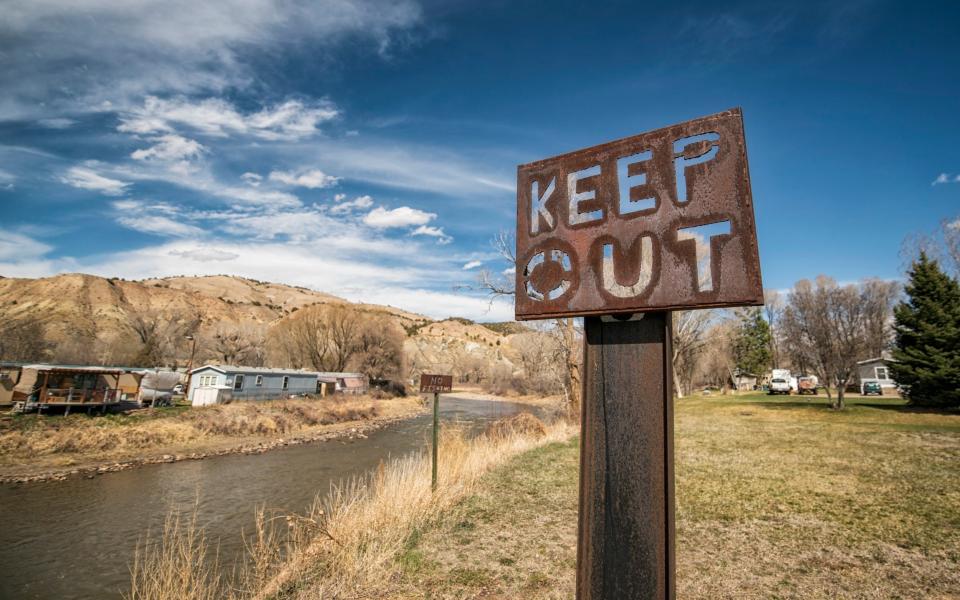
673 132 720 204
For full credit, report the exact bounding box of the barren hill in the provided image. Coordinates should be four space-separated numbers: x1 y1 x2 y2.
0 273 527 376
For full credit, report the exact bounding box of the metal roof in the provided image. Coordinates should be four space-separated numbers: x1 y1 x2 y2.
189 364 321 376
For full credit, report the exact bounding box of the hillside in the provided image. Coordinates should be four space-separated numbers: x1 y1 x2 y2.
0 273 527 377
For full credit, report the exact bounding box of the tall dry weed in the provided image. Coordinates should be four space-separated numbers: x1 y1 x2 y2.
126 415 576 600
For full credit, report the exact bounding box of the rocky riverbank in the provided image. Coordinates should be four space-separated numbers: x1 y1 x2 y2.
1 397 426 485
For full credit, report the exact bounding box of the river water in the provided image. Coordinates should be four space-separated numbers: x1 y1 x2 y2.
0 395 541 600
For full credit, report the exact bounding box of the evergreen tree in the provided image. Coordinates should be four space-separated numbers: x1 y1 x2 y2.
891 252 960 408
733 307 772 378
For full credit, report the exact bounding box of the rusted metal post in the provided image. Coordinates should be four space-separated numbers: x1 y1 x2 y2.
577 312 675 600
431 391 439 491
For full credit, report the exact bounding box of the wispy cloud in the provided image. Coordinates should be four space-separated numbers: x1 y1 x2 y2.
113 200 204 238
363 205 436 228
131 134 207 162
269 168 340 189
330 195 374 214
0 231 52 262
60 166 130 196
932 173 960 186
0 0 422 122
462 260 482 270
119 96 340 141
168 247 240 262
411 225 453 245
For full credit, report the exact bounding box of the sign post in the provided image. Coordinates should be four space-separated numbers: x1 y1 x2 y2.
514 108 763 599
419 374 453 491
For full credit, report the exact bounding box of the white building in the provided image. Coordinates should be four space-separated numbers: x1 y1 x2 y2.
188 365 320 406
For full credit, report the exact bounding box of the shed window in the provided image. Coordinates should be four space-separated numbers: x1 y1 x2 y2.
234 375 245 391
256 375 263 386
875 366 889 380
282 376 289 390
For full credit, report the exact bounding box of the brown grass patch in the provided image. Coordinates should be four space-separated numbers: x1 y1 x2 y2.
0 396 403 465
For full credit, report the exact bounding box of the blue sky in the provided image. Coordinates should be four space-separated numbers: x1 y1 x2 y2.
0 0 957 321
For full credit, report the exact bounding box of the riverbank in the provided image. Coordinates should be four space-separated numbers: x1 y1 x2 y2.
0 396 426 484
129 413 577 600
142 392 960 599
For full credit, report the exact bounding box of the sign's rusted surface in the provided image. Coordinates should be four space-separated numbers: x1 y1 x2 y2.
515 108 763 320
419 374 453 394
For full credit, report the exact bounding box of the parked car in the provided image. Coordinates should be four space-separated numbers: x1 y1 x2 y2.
862 381 883 396
768 378 791 395
797 376 818 395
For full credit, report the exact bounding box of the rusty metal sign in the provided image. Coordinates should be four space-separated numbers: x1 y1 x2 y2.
515 108 763 320
419 374 452 394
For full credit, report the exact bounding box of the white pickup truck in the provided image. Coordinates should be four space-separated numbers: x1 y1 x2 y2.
768 377 791 395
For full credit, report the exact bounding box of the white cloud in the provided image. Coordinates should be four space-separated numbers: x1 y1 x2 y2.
116 215 204 238
269 168 340 189
119 96 339 141
0 231 52 262
0 0 422 122
112 200 202 238
241 172 262 187
410 225 452 244
131 134 206 162
0 169 15 189
363 206 436 228
37 117 75 129
462 260 482 270
932 173 951 186
287 136 515 198
169 247 239 262
110 162 301 207
330 195 374 214
60 166 130 196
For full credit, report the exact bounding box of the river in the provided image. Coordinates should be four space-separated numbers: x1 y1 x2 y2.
0 395 542 600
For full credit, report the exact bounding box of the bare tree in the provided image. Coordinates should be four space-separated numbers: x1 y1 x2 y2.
763 289 784 368
288 305 333 371
127 307 199 367
210 323 266 366
473 230 582 414
672 310 714 397
782 276 875 409
353 315 405 380
861 279 899 358
328 305 361 372
696 320 737 391
0 312 49 362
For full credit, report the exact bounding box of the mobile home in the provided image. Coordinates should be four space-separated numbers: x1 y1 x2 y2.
188 365 320 406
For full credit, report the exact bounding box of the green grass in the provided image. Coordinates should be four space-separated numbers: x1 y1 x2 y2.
385 395 960 599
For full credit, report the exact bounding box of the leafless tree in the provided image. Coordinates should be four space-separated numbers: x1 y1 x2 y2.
696 320 737 391
328 305 361 372
473 230 582 415
127 307 200 367
782 276 875 409
211 323 266 366
353 315 405 380
861 279 900 358
763 289 784 368
672 310 714 397
287 305 334 371
0 312 49 362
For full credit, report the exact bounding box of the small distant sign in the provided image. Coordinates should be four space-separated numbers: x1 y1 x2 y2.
420 374 453 393
515 108 763 320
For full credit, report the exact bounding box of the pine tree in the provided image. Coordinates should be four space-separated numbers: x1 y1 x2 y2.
891 252 960 408
733 307 772 379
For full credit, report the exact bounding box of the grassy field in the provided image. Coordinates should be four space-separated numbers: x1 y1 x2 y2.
386 393 960 599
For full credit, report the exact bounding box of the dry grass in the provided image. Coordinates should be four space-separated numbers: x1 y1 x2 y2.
127 395 960 599
387 394 960 599
126 413 575 600
0 396 414 469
